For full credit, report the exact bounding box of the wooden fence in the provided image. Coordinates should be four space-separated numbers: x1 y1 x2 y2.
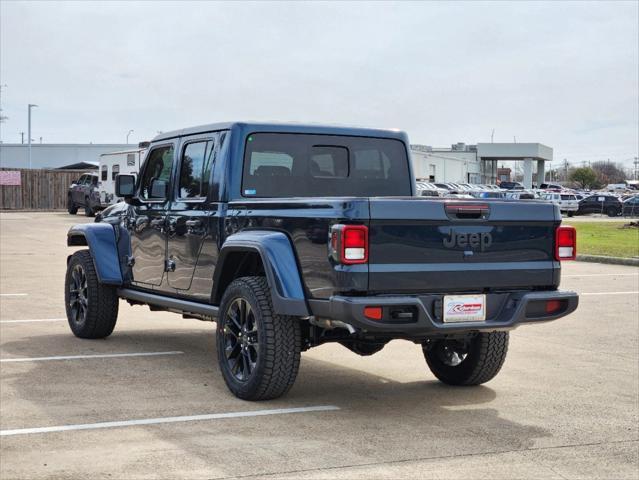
0 168 89 210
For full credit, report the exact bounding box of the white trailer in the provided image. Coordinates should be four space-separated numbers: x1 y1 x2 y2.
98 148 146 204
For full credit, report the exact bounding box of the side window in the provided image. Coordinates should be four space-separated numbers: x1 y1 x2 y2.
101 165 108 181
178 141 212 199
91 176 98 186
139 145 175 200
111 164 120 181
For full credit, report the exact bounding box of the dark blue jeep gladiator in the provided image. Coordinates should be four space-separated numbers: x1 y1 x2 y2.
65 122 579 400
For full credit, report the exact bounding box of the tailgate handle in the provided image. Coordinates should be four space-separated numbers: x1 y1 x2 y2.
445 203 490 220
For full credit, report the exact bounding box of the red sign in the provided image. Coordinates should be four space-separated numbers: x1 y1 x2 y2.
0 171 21 186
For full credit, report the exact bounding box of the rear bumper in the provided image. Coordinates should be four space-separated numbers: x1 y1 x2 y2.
308 290 578 337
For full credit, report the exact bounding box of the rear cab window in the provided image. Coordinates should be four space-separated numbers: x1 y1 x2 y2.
242 133 410 197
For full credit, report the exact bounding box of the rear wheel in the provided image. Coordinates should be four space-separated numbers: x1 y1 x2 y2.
65 250 118 338
423 332 509 385
216 276 301 400
567 211 574 217
606 206 618 217
67 195 78 215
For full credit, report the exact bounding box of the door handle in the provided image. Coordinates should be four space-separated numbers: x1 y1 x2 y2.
185 219 202 228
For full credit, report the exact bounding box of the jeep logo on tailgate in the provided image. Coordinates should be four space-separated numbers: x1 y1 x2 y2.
442 229 493 251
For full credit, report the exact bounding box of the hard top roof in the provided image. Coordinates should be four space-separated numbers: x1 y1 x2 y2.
152 121 407 142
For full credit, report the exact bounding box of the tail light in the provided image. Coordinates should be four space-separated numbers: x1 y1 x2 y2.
555 226 576 260
330 224 368 264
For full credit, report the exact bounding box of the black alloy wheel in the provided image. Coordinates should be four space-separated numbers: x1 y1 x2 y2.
222 297 259 382
68 263 89 326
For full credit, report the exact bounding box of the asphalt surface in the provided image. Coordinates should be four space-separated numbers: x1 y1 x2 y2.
0 211 638 479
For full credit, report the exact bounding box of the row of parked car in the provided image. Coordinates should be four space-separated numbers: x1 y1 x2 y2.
415 181 639 217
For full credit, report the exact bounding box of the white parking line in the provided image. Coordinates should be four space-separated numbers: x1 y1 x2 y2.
0 318 66 324
564 273 639 277
581 291 639 296
0 351 184 363
0 405 341 436
0 293 28 297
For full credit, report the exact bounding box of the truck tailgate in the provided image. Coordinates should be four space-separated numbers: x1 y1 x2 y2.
368 198 561 293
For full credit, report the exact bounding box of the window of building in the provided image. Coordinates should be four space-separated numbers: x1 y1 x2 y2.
111 164 120 181
101 165 108 181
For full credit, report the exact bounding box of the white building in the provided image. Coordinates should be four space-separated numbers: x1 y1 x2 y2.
0 143 131 169
410 142 553 188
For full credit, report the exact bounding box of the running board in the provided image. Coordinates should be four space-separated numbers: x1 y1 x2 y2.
117 288 219 318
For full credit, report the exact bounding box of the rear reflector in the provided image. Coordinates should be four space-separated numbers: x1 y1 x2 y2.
555 226 577 260
545 300 563 314
364 306 383 320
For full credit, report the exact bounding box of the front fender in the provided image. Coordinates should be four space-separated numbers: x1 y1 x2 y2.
67 223 123 285
217 230 309 317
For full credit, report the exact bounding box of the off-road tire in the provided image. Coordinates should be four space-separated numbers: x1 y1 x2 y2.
67 196 78 215
423 332 509 386
84 198 95 217
65 250 118 338
216 276 301 400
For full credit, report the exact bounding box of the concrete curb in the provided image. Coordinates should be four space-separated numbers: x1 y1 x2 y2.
576 254 639 267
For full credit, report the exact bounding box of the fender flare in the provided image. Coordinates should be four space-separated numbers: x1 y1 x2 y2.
67 223 123 285
215 230 309 317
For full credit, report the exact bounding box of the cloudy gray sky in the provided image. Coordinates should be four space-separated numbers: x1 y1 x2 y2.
1 1 637 168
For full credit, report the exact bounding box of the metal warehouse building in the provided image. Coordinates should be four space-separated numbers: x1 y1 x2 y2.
411 142 553 188
0 143 131 170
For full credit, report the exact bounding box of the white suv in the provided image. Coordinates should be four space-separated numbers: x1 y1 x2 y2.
542 192 579 216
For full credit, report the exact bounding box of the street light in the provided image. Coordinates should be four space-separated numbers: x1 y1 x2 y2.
28 104 38 169
126 129 134 144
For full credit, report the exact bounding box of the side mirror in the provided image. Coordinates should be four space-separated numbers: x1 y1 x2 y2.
116 174 136 198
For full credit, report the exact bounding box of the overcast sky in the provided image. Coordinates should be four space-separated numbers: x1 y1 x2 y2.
1 1 637 168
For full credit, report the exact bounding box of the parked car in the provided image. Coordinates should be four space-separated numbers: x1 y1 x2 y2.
67 173 103 217
622 196 639 217
539 183 563 191
64 121 578 401
541 193 579 217
499 181 524 190
576 194 622 217
504 190 536 200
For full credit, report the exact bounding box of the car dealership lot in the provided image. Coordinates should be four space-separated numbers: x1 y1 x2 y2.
1 212 637 479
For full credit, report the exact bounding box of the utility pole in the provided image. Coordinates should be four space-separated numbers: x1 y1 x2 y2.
20 132 24 144
28 104 38 169
634 157 639 180
491 129 495 143
126 129 134 144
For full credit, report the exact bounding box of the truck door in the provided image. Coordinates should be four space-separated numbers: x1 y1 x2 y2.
166 133 221 297
73 175 87 204
129 142 176 286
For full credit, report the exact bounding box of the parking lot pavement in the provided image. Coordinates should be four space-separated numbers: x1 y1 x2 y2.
1 212 638 479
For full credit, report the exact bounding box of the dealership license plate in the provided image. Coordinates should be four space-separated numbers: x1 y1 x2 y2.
443 294 486 323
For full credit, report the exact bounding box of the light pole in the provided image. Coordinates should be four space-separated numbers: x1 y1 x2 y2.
126 129 134 144
28 104 38 169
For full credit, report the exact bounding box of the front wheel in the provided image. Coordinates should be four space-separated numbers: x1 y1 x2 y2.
65 250 118 338
423 332 509 386
68 196 78 215
216 276 301 400
84 198 95 217
567 211 574 217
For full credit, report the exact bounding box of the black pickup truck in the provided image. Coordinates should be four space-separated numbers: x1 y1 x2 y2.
65 122 579 400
